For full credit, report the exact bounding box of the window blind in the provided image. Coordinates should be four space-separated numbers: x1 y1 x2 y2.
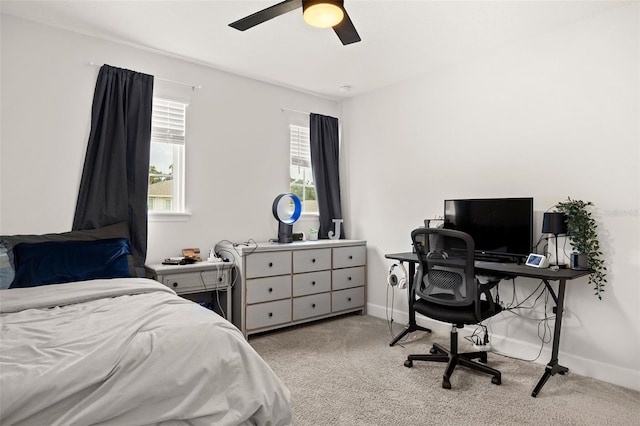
151 98 187 145
290 125 311 168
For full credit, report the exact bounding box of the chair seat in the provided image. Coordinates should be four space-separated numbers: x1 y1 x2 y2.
413 298 501 325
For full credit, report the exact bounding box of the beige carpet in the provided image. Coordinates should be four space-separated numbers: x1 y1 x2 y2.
250 314 639 426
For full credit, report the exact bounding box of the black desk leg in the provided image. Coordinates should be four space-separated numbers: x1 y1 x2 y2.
532 279 569 397
389 261 431 346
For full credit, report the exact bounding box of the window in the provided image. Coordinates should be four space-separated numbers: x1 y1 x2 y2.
148 97 187 215
289 124 318 214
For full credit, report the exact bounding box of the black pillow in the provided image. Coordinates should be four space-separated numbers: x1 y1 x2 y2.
10 238 132 288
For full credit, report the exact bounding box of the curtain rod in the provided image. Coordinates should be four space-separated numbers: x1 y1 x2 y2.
281 107 310 115
89 62 202 90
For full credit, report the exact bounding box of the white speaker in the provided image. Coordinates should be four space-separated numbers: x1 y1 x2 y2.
387 263 408 289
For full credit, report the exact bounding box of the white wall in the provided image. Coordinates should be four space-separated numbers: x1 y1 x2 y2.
0 15 336 263
342 3 639 391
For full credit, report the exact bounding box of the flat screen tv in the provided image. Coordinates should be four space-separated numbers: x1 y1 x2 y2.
443 197 533 261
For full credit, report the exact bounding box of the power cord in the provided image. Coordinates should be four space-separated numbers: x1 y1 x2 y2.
490 279 555 363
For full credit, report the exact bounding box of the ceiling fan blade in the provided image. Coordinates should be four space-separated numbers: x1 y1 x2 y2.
229 0 303 31
333 9 360 45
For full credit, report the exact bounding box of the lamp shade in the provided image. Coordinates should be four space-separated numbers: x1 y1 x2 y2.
303 0 344 28
542 212 568 235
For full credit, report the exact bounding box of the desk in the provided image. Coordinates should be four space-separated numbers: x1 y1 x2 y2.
385 252 591 397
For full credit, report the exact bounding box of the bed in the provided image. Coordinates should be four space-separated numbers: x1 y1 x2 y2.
0 225 292 426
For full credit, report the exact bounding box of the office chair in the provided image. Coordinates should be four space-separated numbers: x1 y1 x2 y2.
404 227 502 389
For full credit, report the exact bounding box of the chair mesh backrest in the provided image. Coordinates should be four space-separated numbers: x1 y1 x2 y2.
411 227 476 308
427 268 463 291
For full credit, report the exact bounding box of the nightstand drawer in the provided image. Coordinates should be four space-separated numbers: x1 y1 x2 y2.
293 248 331 273
292 270 331 297
332 287 364 312
245 251 291 278
332 266 365 290
246 275 292 304
161 269 230 294
293 293 331 321
246 299 292 330
333 245 366 269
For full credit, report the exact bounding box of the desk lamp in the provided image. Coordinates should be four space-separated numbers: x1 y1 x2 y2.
542 212 568 268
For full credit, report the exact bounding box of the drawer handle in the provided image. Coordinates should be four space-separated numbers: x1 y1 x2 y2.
349 255 353 259
311 281 316 285
348 297 352 302
348 276 352 281
172 282 178 288
268 262 273 267
312 303 316 308
312 258 316 263
268 312 273 317
268 287 273 293
218 277 223 282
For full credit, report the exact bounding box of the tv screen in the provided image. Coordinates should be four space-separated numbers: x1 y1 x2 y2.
443 197 533 260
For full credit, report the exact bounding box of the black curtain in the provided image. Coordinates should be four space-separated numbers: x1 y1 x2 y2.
309 113 345 239
73 65 154 275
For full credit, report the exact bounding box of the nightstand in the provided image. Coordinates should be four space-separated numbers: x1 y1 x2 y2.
145 261 234 321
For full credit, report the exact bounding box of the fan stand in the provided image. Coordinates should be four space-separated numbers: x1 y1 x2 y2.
278 223 294 244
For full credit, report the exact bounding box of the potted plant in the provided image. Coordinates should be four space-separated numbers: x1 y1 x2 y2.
554 197 607 299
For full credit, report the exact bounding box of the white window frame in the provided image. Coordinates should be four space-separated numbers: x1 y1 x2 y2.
290 124 318 216
148 96 191 222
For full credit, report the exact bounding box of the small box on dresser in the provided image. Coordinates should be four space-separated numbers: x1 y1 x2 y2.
220 239 366 338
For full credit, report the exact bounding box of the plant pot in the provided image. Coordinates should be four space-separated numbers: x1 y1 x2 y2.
570 252 589 270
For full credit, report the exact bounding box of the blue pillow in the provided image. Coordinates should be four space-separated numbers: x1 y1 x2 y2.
10 238 132 288
0 222 135 288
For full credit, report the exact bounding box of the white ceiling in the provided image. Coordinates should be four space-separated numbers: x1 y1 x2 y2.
0 1 626 100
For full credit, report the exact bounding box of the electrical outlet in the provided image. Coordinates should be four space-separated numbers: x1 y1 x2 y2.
552 306 571 318
473 343 491 351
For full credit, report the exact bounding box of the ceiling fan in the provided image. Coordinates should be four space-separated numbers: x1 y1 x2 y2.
229 0 361 45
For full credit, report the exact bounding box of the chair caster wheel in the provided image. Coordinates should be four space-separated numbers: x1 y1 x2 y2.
442 378 451 389
492 376 501 385
429 347 438 354
404 359 413 368
479 354 488 363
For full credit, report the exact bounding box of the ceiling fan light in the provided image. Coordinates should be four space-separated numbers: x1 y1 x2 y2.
303 2 344 28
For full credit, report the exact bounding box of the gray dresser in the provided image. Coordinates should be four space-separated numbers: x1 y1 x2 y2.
220 240 366 338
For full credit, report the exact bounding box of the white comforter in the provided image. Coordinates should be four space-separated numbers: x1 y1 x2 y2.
0 278 291 426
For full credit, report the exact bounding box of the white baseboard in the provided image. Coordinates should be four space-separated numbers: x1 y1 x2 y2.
367 302 640 392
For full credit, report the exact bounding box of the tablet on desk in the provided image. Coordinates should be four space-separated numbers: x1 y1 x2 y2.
525 254 549 268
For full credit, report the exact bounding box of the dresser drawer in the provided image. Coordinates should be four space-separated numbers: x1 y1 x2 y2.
246 299 292 330
161 269 230 294
332 266 366 290
293 293 331 321
332 287 365 312
200 269 231 288
293 270 331 297
246 275 291 304
333 245 366 269
293 248 331 273
245 251 291 278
